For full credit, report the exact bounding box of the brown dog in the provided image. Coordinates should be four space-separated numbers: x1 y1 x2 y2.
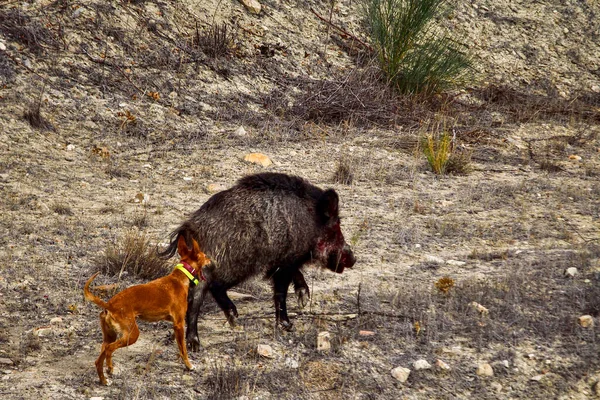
84 235 210 385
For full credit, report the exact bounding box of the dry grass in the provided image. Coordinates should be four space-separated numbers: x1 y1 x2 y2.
0 9 60 55
23 90 55 131
94 230 170 280
196 23 234 59
51 201 73 216
331 158 354 185
286 66 412 127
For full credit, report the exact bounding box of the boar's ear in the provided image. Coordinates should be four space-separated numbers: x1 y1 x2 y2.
317 189 339 221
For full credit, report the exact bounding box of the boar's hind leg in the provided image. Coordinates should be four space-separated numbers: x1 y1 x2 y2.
272 268 296 331
207 281 239 327
185 282 209 352
292 270 310 309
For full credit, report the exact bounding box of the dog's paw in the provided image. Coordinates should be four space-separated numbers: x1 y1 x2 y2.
296 287 310 309
184 361 196 371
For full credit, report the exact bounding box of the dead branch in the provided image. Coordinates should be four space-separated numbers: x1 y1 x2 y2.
309 7 374 53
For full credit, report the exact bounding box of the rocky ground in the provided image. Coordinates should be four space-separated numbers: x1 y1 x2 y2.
1 0 599 399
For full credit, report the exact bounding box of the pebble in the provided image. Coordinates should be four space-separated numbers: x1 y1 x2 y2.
256 344 274 358
446 260 466 266
359 330 376 337
425 255 445 264
564 267 578 277
413 359 432 370
284 357 299 369
476 363 494 377
436 359 451 371
578 315 594 328
243 153 272 167
317 331 331 352
391 366 411 383
234 126 247 136
0 358 13 365
239 0 261 14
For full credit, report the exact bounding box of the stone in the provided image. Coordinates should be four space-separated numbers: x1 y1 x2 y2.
33 326 53 337
359 330 376 337
578 315 594 328
206 183 226 193
436 359 451 371
0 358 13 365
413 359 432 370
425 255 445 264
66 144 75 151
391 366 411 383
565 267 578 277
284 357 299 369
0 42 6 51
239 0 261 14
568 155 582 161
183 176 193 181
244 153 272 167
490 382 503 392
470 302 489 316
446 260 466 266
476 363 494 377
257 344 274 358
50 317 62 325
234 126 247 136
317 331 331 352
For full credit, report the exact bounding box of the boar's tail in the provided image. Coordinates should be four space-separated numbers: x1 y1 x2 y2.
158 221 198 259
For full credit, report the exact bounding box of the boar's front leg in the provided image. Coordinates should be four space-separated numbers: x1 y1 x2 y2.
292 269 310 308
186 282 209 352
272 268 296 331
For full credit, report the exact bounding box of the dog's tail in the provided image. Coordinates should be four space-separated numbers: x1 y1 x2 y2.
84 272 109 309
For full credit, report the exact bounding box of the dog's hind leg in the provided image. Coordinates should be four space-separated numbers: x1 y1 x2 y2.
99 311 118 376
98 318 140 385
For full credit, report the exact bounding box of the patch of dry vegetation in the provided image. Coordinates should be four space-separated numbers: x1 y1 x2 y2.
94 230 169 280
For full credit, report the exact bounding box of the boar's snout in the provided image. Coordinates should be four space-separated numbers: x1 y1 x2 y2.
327 242 356 274
342 243 356 269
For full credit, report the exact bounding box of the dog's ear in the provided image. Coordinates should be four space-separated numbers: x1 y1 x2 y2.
191 238 201 255
177 234 190 258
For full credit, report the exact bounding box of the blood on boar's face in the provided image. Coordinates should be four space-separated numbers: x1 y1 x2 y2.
315 189 356 273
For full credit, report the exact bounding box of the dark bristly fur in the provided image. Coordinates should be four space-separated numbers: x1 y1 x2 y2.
160 172 356 351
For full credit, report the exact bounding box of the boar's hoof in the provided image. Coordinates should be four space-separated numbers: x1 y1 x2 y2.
279 320 294 332
187 337 202 352
226 314 237 328
296 287 310 309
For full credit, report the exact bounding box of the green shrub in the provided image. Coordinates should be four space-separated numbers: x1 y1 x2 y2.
365 0 472 95
422 132 451 174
